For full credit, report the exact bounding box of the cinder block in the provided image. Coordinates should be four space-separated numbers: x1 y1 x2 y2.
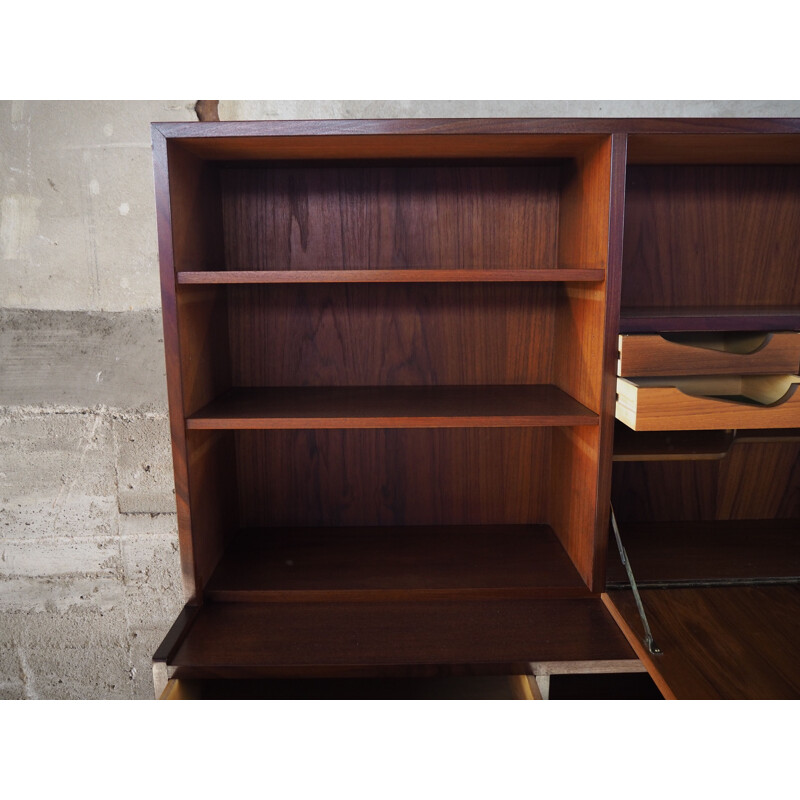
113 416 175 513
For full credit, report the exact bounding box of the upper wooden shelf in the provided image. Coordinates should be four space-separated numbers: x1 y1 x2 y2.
177 269 605 285
620 306 800 333
186 385 599 430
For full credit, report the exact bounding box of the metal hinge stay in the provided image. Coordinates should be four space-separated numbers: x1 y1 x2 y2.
610 506 662 655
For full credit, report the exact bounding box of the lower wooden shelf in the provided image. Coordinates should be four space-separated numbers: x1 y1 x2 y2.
205 525 593 602
160 597 636 679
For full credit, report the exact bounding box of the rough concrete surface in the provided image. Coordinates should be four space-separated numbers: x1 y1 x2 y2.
1 99 798 699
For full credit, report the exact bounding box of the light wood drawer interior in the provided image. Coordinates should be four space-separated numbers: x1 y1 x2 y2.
616 374 800 430
618 332 800 377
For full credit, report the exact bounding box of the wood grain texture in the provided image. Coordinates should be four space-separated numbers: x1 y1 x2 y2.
612 440 800 522
186 385 598 429
177 269 605 283
235 428 550 527
612 424 735 461
549 426 602 591
227 283 558 387
185 430 238 595
619 306 800 333
221 162 562 270
627 133 800 164
152 131 209 600
169 597 636 676
616 375 800 431
622 165 800 310
203 525 593 601
605 520 800 585
169 132 611 160
604 586 800 699
618 332 800 377
176 285 231 417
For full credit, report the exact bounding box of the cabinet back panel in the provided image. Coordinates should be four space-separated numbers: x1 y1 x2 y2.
622 165 800 308
220 162 562 270
612 441 800 522
235 428 549 527
228 283 557 387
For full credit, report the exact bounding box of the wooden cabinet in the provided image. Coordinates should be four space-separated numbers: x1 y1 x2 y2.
151 119 800 699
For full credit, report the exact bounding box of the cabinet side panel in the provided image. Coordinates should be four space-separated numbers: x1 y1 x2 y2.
186 430 238 592
236 428 549 527
152 130 195 599
551 137 620 590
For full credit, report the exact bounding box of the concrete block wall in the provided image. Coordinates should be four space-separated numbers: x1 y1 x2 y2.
2 100 799 699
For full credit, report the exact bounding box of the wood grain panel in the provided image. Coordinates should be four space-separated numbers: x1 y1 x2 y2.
612 441 800 522
627 134 800 164
549 426 602 590
619 306 800 333
186 385 597 429
176 285 231 417
622 165 800 309
235 428 549 527
204 525 592 601
185 430 238 596
170 131 610 160
227 283 557 387
170 598 636 676
604 587 800 699
605 520 800 586
221 162 561 270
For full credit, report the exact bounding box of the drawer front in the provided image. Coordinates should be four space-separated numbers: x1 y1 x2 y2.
618 332 800 377
616 374 800 431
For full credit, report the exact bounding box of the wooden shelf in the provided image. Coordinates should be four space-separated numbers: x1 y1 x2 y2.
606 520 800 587
619 306 800 333
204 525 592 602
186 385 599 430
167 598 636 678
177 269 605 284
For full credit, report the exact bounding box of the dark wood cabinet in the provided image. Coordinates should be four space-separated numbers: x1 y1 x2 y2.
151 119 800 699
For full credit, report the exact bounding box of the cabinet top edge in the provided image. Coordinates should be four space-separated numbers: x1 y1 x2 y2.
151 118 800 139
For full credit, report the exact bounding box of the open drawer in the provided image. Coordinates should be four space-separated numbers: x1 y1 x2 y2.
617 332 800 377
616 374 800 430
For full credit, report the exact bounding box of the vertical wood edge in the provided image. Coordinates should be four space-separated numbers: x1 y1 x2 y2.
601 592 675 699
591 133 628 592
152 129 200 603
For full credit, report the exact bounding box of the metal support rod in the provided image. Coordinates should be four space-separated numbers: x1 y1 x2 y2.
610 505 661 655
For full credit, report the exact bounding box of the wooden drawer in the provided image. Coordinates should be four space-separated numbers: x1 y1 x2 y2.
617 332 800 377
616 374 800 430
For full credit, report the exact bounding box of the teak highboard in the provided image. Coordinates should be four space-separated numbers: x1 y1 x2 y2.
151 119 800 700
